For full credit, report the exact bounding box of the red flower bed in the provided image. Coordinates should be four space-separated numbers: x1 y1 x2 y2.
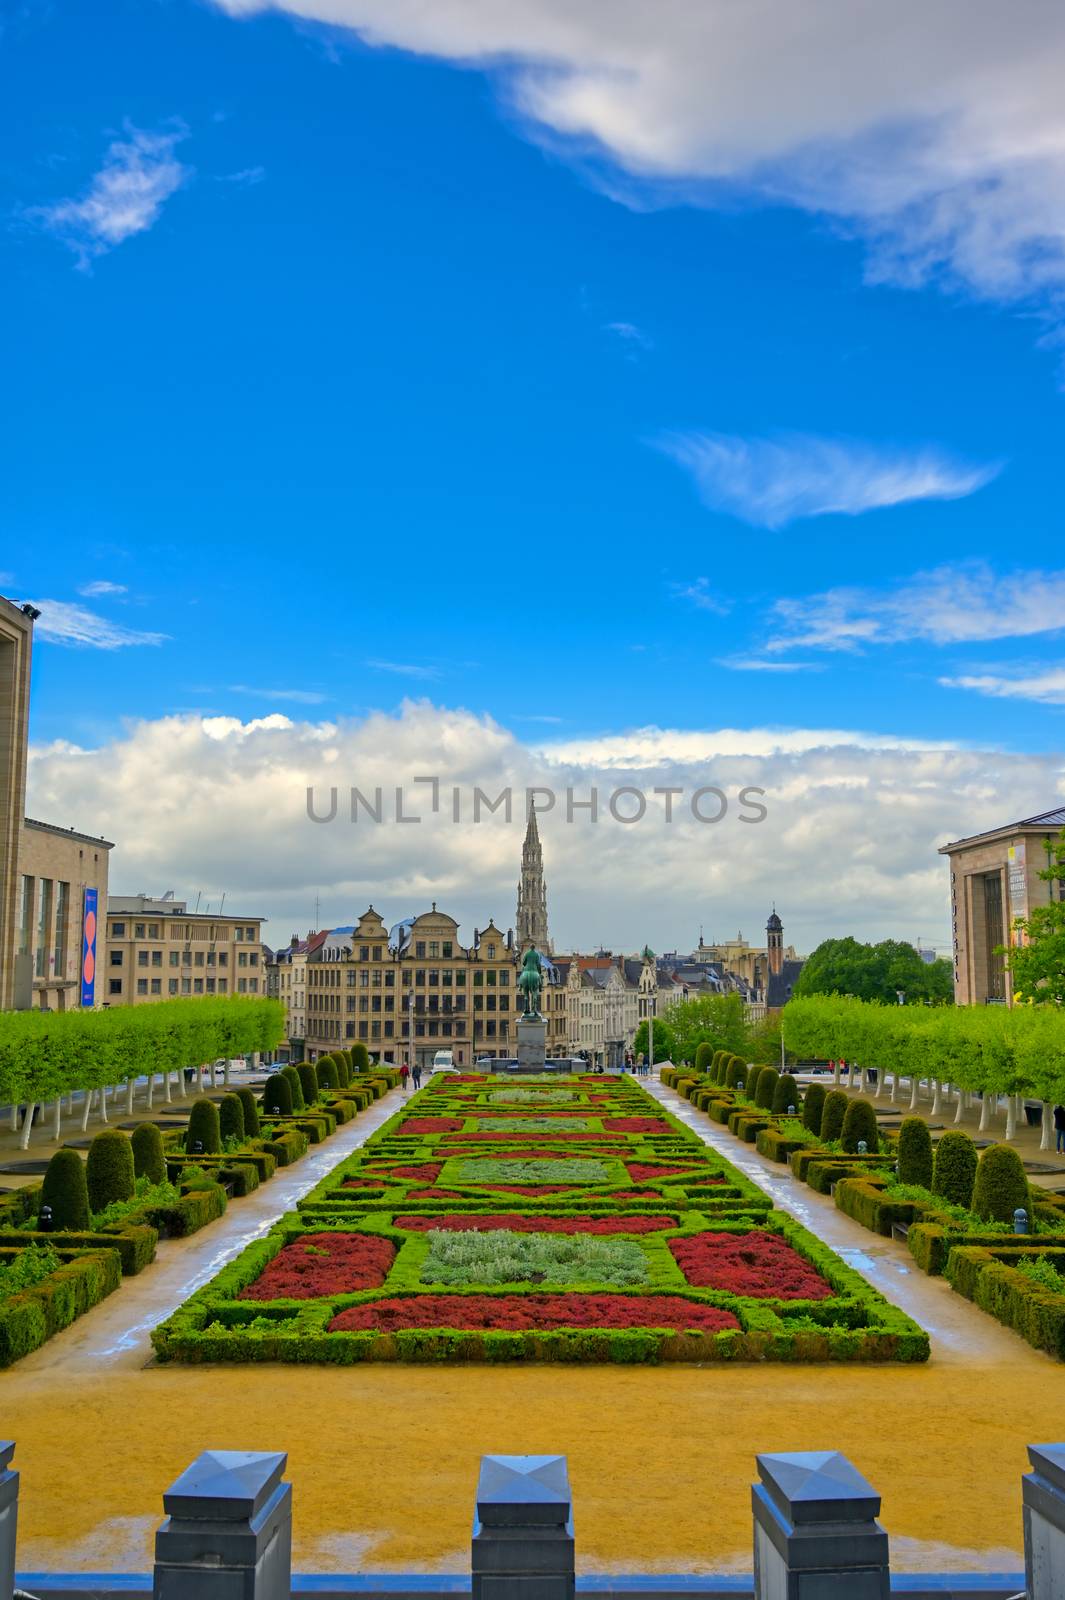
670 1231 832 1299
340 1179 388 1190
608 1189 662 1201
483 1184 582 1195
626 1163 699 1180
407 1188 468 1201
369 1163 441 1182
241 1233 395 1300
441 1147 614 1160
604 1118 671 1134
395 1213 677 1234
329 1293 740 1333
397 1118 463 1134
440 1132 622 1144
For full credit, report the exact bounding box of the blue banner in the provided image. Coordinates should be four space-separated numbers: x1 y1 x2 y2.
81 887 98 1008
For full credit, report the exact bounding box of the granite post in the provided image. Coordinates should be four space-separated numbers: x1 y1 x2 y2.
471 1454 574 1600
1023 1443 1065 1599
153 1449 292 1600
0 1443 17 1600
752 1450 890 1599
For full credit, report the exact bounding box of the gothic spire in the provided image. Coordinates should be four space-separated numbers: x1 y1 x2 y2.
516 810 551 953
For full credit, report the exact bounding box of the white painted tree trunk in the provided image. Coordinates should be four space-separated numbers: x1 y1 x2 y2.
146 1075 155 1112
979 1092 993 1132
53 1098 62 1142
223 1059 231 1086
66 1092 75 1114
888 1071 898 1103
833 1060 841 1086
99 1088 108 1124
1006 1096 1018 1139
856 1065 866 1095
163 1071 172 1104
953 1087 966 1125
200 1065 209 1094
931 1080 942 1115
81 1090 94 1132
909 1075 921 1111
1040 1100 1054 1152
18 1103 36 1150
126 1079 135 1116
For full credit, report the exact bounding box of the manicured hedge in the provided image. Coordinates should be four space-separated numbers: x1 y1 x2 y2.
0 1245 122 1367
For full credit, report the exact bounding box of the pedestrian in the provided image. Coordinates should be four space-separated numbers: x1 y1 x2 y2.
400 1060 410 1093
412 1062 422 1090
1055 1104 1065 1155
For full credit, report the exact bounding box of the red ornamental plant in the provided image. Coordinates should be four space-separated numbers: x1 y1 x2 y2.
329 1293 740 1333
603 1118 671 1134
670 1231 832 1300
398 1118 464 1134
370 1163 441 1182
626 1163 699 1181
340 1180 388 1190
241 1233 395 1300
395 1213 678 1234
407 1188 469 1201
441 1147 611 1161
440 1132 622 1144
481 1184 582 1195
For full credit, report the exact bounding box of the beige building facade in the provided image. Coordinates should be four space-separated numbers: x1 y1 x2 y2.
105 895 265 1005
0 598 35 1010
18 820 113 1011
939 807 1065 1005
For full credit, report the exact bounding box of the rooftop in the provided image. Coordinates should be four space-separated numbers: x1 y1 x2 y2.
25 817 114 849
939 806 1065 854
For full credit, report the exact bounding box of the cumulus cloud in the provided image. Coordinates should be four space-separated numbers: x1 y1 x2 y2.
25 702 1058 955
210 0 1065 312
657 432 997 529
23 599 167 649
31 123 190 267
940 667 1065 705
769 562 1065 653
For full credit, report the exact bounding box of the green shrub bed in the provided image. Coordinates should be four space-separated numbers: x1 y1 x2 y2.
0 1242 122 1366
153 1072 928 1365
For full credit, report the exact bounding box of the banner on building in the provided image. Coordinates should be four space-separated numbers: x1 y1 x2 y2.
81 887 98 1008
1007 842 1028 944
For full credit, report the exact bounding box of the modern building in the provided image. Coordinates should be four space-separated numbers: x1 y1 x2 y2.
105 894 266 1005
939 807 1065 1005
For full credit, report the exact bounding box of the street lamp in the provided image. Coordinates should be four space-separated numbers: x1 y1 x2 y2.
896 990 906 1006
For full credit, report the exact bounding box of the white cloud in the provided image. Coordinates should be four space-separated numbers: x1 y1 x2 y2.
604 321 652 353
77 580 128 597
217 166 265 185
23 599 167 649
230 684 329 705
720 657 823 673
209 0 1065 313
365 658 440 680
32 124 190 267
657 431 997 529
24 700 1060 952
940 667 1065 705
769 563 1065 653
669 576 729 614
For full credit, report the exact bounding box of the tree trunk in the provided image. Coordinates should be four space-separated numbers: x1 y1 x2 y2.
888 1071 898 1104
53 1098 62 1142
833 1060 841 1087
978 1092 993 1132
99 1087 108 1124
856 1065 866 1095
163 1070 172 1104
8 1103 18 1133
931 1079 942 1115
223 1058 231 1086
1041 1101 1054 1152
200 1065 209 1095
81 1089 94 1132
126 1079 135 1117
1006 1095 1018 1140
953 1087 966 1125
18 1103 36 1150
909 1075 921 1111
146 1075 155 1112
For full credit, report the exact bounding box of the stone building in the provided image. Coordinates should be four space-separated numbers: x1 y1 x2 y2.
0 597 34 1010
939 806 1065 1005
105 894 266 1005
515 811 551 953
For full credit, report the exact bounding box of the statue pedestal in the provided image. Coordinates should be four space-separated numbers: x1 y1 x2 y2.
515 1016 548 1072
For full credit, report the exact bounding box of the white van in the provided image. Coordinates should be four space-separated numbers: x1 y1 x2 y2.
432 1049 456 1073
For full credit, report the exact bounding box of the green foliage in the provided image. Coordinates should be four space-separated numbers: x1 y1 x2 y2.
297 1064 320 1106
803 1082 827 1136
453 1158 609 1184
236 1087 260 1138
263 1072 293 1116
131 1123 167 1186
819 1089 849 1144
694 1041 713 1074
218 1094 245 1144
772 1073 801 1115
663 992 750 1064
725 1058 744 1090
420 1229 650 1288
92 1174 181 1230
972 1144 1030 1223
0 1244 61 1299
1002 831 1065 1005
86 1130 135 1213
351 1042 371 1073
754 1067 779 1110
793 937 953 1006
490 1088 575 1105
932 1131 978 1210
281 1065 305 1112
632 1018 676 1064
841 1099 879 1154
41 1149 89 1230
318 1057 340 1090
186 1098 222 1156
335 1053 351 1087
897 1118 934 1188
1016 1255 1065 1294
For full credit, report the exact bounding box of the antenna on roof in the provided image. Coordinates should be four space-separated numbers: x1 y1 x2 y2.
194 891 202 914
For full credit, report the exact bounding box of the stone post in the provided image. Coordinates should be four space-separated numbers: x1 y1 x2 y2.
0 1443 17 1600
471 1454 574 1600
153 1449 292 1600
752 1450 890 1600
1023 1443 1065 1598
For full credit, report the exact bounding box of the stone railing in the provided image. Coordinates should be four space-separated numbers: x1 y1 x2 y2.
5 1436 1062 1598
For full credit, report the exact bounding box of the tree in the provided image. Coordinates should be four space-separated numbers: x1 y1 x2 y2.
793 937 953 1006
663 993 750 1063
632 1018 676 1064
1002 830 1065 1005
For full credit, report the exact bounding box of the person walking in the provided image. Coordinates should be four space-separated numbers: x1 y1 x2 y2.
400 1060 410 1093
412 1062 422 1090
1055 1104 1065 1155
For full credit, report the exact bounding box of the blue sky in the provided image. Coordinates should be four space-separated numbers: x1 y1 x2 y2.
4 0 1065 948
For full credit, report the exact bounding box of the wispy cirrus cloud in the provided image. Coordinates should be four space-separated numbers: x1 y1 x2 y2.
30 123 190 268
604 320 652 354
768 563 1065 655
230 684 329 705
656 431 999 530
365 658 440 680
940 666 1065 705
77 580 128 597
24 599 167 649
720 656 824 673
216 166 265 186
668 576 729 614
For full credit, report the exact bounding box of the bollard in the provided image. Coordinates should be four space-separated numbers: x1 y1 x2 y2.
752 1450 890 1599
153 1449 292 1600
471 1454 574 1600
0 1443 17 1600
1023 1443 1065 1598
1014 1208 1029 1235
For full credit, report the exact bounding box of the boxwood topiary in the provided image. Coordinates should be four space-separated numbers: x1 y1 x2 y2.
236 1087 260 1138
772 1073 802 1115
186 1097 222 1156
86 1129 135 1213
694 1042 712 1074
41 1147 90 1229
218 1093 245 1144
351 1042 371 1074
724 1058 744 1090
318 1057 339 1090
335 1053 351 1087
263 1072 292 1116
841 1098 879 1154
755 1067 779 1110
281 1065 305 1112
803 1082 827 1136
932 1130 978 1209
971 1143 1030 1223
297 1064 319 1106
819 1089 849 1144
897 1117 933 1189
131 1122 167 1186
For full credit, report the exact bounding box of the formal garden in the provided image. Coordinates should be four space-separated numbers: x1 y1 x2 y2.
151 1069 928 1363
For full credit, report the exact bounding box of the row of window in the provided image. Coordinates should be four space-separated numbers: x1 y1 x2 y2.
109 920 259 941
18 875 71 981
310 966 511 988
109 976 261 997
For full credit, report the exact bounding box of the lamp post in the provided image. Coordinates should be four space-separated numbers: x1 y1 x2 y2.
648 995 655 1076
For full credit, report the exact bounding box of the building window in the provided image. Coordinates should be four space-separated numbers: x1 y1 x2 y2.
250 978 258 992
238 978 247 993
137 950 149 968
111 920 125 938
135 923 145 939
219 952 228 967
35 879 53 979
181 978 191 994
109 978 122 995
53 881 69 974
206 950 216 967
372 945 382 959
111 949 124 967
152 950 162 968
148 923 159 939
219 978 228 993
195 951 204 967
150 978 161 994
137 978 148 995
194 978 204 994
206 978 216 993
168 979 178 995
